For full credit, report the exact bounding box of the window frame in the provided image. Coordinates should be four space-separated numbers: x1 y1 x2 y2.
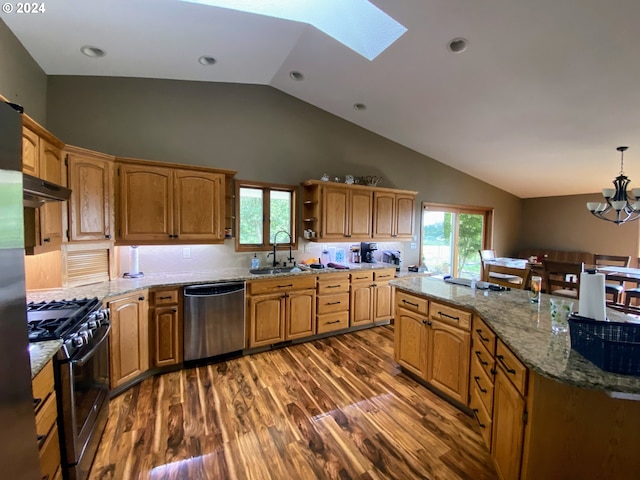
234 180 298 253
420 202 493 277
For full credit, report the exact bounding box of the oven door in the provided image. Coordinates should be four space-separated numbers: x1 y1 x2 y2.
58 324 110 480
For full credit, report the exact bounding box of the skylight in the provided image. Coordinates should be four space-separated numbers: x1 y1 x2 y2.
180 0 407 60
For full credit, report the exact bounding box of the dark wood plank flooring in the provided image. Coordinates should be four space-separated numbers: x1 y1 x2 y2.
89 325 497 479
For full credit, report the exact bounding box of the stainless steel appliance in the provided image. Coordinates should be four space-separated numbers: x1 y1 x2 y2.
27 298 111 480
184 282 246 362
0 101 43 479
360 242 378 263
382 250 402 272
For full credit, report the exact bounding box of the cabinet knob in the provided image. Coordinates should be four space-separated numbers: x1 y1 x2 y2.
172 308 177 312
422 319 427 325
138 296 145 301
105 234 112 239
43 237 51 243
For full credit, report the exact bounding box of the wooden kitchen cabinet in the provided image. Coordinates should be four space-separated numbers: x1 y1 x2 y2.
394 291 429 378
247 276 316 348
317 184 373 240
350 268 396 327
108 290 149 388
32 360 62 480
372 192 415 239
149 287 183 368
316 272 351 334
66 146 114 242
22 126 39 176
373 269 395 321
116 158 234 244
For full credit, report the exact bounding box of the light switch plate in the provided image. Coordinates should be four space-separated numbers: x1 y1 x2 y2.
183 247 191 259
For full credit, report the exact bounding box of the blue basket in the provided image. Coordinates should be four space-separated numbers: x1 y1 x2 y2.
568 314 640 376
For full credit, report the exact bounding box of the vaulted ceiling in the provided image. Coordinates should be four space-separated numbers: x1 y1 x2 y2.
4 0 640 198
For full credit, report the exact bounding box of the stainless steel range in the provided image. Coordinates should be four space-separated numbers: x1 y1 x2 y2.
27 298 111 480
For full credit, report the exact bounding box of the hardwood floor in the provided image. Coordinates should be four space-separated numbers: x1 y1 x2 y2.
89 326 497 479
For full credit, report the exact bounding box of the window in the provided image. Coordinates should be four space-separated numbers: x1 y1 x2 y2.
420 202 493 279
235 181 297 252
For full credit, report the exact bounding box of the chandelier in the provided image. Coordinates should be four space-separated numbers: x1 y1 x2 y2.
587 146 640 225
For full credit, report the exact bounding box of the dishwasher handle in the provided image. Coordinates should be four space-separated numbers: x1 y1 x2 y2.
184 282 245 297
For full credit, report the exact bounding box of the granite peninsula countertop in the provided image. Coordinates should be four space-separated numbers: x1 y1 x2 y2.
29 340 62 379
390 276 640 395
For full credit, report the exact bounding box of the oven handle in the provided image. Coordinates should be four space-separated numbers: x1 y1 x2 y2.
71 324 111 367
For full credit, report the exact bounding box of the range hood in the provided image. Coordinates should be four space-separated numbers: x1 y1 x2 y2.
23 173 71 208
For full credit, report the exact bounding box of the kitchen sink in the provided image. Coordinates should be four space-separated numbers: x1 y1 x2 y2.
249 266 297 275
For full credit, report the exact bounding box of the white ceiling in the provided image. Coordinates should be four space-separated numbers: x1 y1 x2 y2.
3 0 640 198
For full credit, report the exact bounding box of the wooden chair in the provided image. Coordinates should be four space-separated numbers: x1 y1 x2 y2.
486 263 532 289
542 259 584 299
479 249 497 281
594 254 631 304
623 257 640 311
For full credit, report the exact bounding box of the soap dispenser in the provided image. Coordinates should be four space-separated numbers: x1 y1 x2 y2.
251 253 260 269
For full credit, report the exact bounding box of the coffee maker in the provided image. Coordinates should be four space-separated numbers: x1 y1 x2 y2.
360 242 378 263
382 250 402 272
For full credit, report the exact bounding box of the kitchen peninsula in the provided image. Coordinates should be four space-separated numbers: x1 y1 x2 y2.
391 276 640 480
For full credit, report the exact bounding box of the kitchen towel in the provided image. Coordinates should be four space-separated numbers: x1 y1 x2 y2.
578 272 606 321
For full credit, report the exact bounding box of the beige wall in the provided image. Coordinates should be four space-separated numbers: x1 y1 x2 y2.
0 19 47 123
46 75 523 266
519 193 640 261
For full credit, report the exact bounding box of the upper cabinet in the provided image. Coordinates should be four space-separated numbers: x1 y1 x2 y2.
116 158 235 245
22 117 66 255
302 180 416 242
66 145 114 242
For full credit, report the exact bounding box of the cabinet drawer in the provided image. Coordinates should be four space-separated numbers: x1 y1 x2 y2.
317 311 350 334
317 293 350 314
473 316 496 357
248 275 316 295
396 291 428 315
151 289 179 306
430 302 471 330
470 385 492 449
472 339 496 381
350 271 374 283
374 269 395 282
39 423 61 480
470 351 495 414
32 361 54 406
35 391 57 440
317 273 350 294
496 340 528 396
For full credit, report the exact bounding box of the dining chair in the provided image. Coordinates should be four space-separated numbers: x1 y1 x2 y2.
479 249 497 281
594 254 631 304
622 257 640 311
486 263 532 289
542 259 584 299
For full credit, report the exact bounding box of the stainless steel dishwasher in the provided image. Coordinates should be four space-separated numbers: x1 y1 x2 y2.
184 282 245 362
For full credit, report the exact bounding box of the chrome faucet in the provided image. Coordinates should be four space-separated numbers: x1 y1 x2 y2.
269 230 293 267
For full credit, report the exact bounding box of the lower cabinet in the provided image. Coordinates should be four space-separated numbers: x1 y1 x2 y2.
149 287 183 368
317 272 351 334
32 360 62 480
351 268 395 327
108 290 149 388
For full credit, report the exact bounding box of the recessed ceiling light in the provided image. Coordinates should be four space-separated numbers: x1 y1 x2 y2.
353 103 367 111
447 37 468 53
198 56 216 66
80 46 106 58
289 71 304 81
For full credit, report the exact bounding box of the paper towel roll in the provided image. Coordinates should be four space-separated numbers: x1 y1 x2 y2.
578 272 606 321
130 246 140 275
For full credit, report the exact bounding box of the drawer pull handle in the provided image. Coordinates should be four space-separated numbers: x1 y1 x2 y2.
355 276 368 280
475 329 490 342
33 397 42 410
438 311 460 321
378 275 391 279
326 319 341 325
472 409 485 428
326 285 340 288
159 295 172 300
42 475 49 480
278 284 294 288
474 350 488 366
496 355 516 374
474 376 487 393
36 434 46 448
326 301 341 305
402 299 419 308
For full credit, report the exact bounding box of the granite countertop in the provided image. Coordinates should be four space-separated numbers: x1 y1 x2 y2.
29 340 62 379
390 276 640 395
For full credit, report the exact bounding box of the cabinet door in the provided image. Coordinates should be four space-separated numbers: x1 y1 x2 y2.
350 283 373 326
321 185 349 239
174 169 225 242
286 289 316 340
109 293 149 388
68 153 113 241
38 139 64 250
491 367 526 480
22 127 39 176
119 164 173 242
150 305 182 367
373 282 393 322
349 189 373 238
426 320 471 404
395 194 415 238
394 307 427 378
372 192 395 238
249 293 286 347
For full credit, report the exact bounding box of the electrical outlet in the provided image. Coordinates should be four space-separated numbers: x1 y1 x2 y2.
410 242 417 249
182 247 191 259
304 242 310 253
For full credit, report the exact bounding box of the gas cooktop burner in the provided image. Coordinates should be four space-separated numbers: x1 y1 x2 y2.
27 297 102 342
